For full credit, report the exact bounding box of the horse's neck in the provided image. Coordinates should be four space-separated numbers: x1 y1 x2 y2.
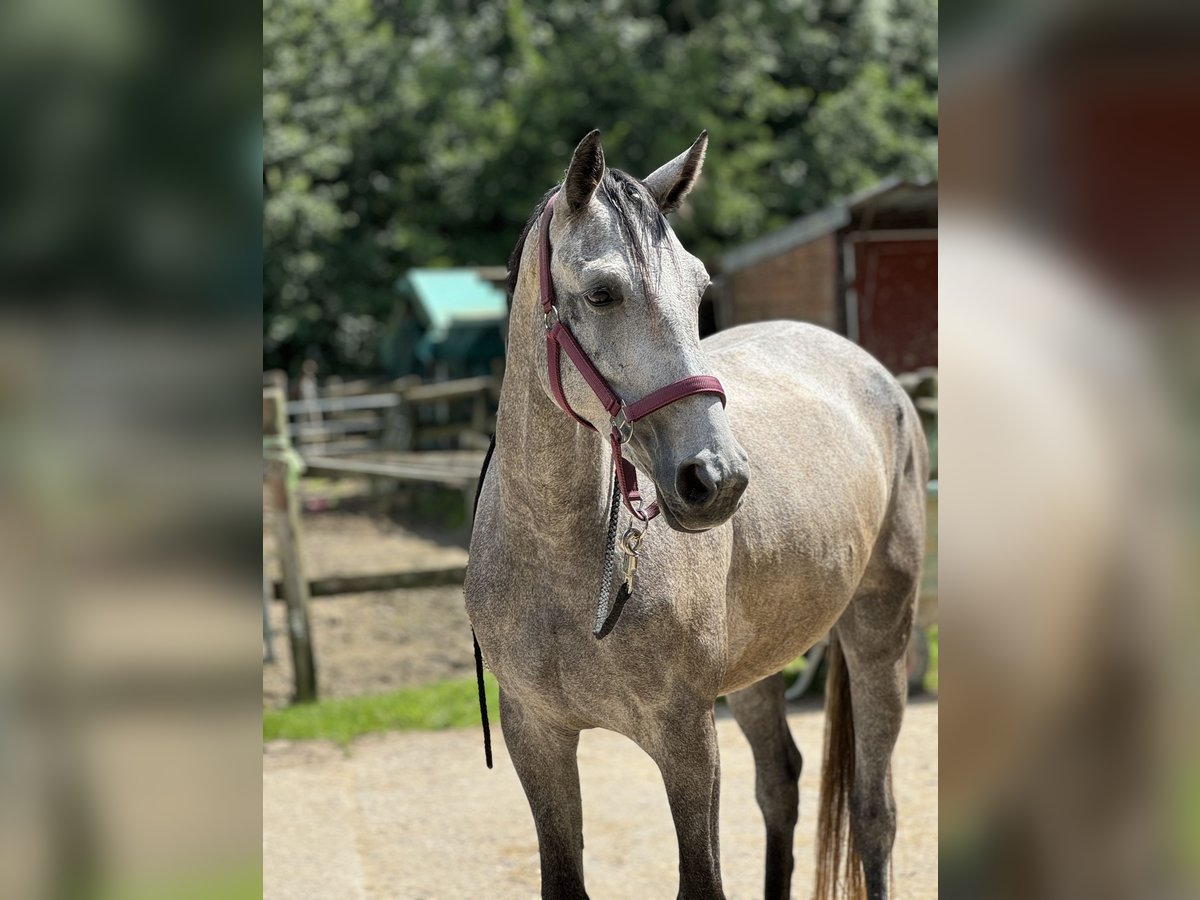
492 303 611 545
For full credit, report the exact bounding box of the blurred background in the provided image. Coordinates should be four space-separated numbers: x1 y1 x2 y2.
940 1 1200 898
0 1 262 899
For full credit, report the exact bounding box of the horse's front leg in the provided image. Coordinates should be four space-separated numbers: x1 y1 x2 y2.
500 689 588 900
644 706 726 900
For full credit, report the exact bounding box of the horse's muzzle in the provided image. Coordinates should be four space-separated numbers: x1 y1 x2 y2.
661 450 750 532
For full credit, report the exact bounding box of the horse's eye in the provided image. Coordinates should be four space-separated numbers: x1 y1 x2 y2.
585 288 616 308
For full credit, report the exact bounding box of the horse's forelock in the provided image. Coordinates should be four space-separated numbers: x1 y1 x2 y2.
599 169 669 262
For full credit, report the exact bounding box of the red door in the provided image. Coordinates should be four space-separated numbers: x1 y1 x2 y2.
855 239 937 373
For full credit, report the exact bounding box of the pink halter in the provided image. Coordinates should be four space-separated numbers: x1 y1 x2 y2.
538 191 726 522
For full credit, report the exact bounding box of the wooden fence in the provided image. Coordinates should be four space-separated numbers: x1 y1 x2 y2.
262 372 496 703
265 369 499 456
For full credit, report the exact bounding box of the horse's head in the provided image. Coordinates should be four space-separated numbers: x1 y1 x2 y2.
537 130 750 532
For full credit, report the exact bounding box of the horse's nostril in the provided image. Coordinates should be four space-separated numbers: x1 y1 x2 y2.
677 460 717 507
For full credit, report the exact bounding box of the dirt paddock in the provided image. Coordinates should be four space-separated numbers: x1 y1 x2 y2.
263 503 473 708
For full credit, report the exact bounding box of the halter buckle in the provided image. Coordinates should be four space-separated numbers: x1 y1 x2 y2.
612 407 633 444
543 306 560 331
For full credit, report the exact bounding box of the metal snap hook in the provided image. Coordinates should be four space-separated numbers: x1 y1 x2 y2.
619 520 645 555
612 407 633 444
618 521 645 592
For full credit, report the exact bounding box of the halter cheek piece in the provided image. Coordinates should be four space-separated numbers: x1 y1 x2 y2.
537 191 727 524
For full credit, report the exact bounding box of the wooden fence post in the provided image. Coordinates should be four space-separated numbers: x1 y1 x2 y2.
262 568 276 664
263 386 318 703
298 358 324 456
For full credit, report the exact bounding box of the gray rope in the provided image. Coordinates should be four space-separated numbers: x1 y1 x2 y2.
593 465 622 634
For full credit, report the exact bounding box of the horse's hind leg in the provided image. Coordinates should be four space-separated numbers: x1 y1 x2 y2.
834 608 908 900
727 672 802 900
499 690 588 900
835 491 924 900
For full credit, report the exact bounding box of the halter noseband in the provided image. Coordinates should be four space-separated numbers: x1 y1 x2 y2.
537 191 726 523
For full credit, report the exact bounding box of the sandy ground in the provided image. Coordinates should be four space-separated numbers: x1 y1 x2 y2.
263 699 937 900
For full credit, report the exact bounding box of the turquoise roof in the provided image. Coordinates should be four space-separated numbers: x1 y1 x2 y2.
399 269 507 340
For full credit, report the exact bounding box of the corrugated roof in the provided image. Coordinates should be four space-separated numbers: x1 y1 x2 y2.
720 178 935 274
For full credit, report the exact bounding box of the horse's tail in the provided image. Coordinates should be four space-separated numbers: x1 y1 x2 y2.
814 631 864 900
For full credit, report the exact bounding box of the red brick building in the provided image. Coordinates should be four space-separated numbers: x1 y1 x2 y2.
712 179 936 373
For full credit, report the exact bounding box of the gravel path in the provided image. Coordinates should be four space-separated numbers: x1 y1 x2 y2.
263 699 937 899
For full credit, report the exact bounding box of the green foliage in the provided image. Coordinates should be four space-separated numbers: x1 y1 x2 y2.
263 673 500 745
264 0 938 374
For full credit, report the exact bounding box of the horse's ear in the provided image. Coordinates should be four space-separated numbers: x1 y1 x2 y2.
563 130 606 212
644 131 708 214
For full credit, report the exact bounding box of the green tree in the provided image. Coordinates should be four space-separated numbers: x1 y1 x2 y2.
264 0 938 375
264 0 400 372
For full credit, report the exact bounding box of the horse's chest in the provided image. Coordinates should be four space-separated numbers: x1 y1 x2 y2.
465 539 726 727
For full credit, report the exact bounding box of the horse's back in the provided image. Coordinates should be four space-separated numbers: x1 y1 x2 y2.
702 321 911 490
704 320 901 412
701 321 925 691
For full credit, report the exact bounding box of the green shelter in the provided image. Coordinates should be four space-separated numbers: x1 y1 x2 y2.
383 269 508 379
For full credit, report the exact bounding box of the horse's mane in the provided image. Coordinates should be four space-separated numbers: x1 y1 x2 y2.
505 185 558 303
505 169 670 306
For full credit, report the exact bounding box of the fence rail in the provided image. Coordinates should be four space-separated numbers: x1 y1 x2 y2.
270 565 469 599
276 373 498 456
303 454 482 490
286 394 404 415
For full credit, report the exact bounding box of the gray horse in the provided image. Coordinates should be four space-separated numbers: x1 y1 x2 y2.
465 130 927 900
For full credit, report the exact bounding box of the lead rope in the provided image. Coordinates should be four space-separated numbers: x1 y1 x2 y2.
470 436 497 769
471 627 492 769
593 460 645 639
593 469 623 636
